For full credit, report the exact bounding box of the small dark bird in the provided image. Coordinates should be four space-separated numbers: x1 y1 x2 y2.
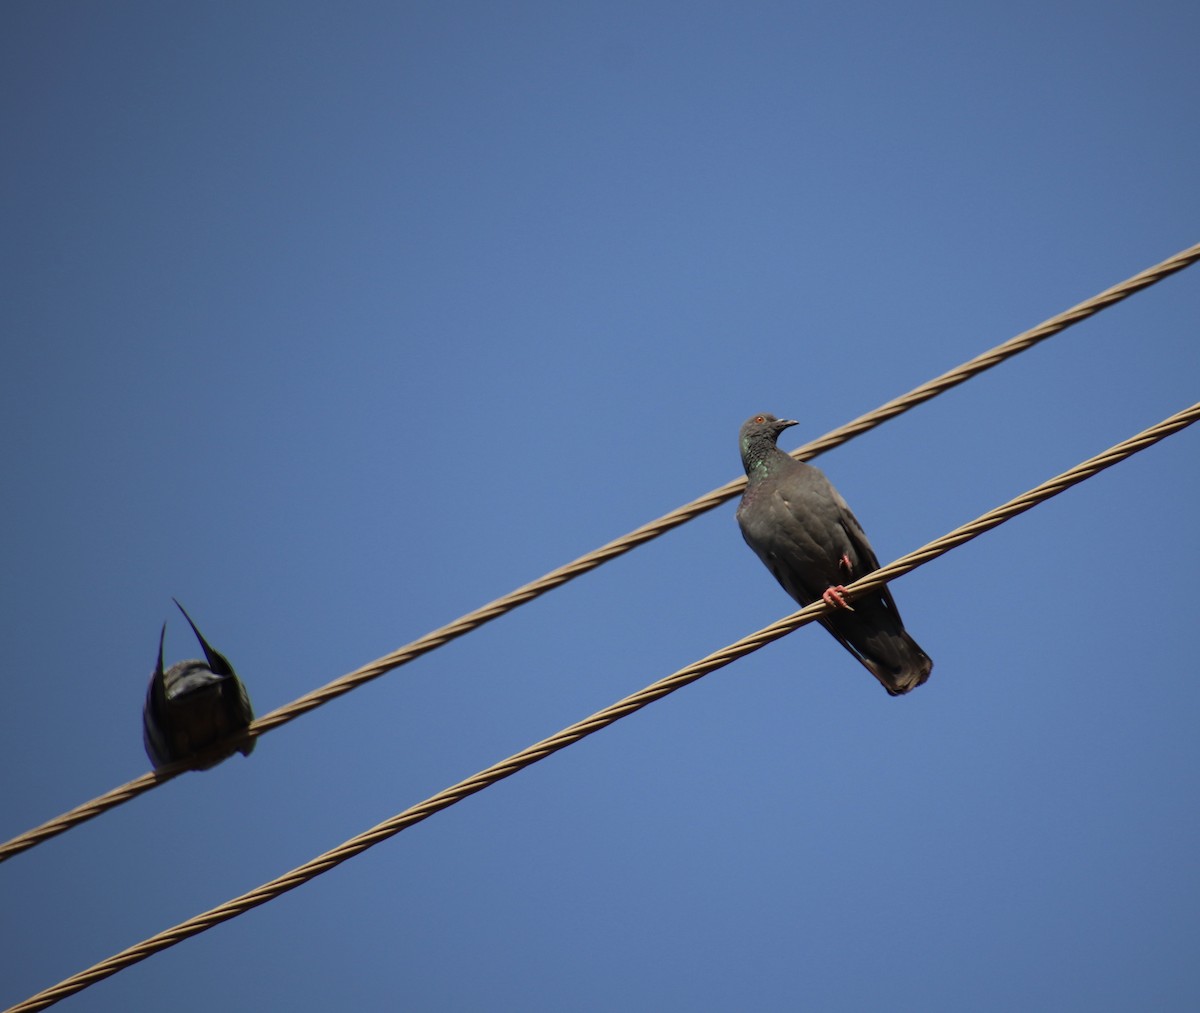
736 413 932 695
142 599 255 768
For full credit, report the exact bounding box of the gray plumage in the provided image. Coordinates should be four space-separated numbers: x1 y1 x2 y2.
142 599 255 768
736 413 932 695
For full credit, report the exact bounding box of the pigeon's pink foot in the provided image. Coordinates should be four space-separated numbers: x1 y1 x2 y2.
839 553 853 574
822 585 855 611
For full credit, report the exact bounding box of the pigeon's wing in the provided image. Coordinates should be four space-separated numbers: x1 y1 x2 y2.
223 676 256 756
829 487 880 569
173 599 235 676
143 624 171 767
827 486 907 619
830 487 912 619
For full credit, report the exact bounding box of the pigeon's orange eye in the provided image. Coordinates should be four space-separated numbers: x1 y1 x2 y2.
754 415 765 424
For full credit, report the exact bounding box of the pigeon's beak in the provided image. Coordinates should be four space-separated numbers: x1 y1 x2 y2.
777 419 799 432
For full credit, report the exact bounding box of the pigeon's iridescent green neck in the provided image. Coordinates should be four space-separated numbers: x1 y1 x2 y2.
741 435 784 481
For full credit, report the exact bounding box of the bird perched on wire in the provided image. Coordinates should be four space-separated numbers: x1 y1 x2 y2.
736 412 932 695
143 599 256 768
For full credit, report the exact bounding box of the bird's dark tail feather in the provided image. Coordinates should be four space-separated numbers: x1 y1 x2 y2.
820 611 933 696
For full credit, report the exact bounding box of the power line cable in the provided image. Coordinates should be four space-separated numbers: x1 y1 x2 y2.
2 241 1196 864
9 398 1197 1013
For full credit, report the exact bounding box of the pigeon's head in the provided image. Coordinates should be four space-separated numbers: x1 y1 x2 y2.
739 413 799 474
740 412 798 447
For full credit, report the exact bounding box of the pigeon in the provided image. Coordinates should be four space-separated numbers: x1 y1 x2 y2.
736 413 932 695
142 599 255 768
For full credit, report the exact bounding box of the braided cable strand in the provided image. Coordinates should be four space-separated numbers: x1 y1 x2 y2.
10 400 1198 1013
2 241 1196 865
795 243 1200 458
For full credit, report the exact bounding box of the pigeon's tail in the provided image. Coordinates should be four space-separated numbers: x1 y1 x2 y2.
820 597 933 696
864 632 932 696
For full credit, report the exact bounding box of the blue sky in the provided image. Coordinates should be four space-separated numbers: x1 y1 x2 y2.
2 3 1198 1010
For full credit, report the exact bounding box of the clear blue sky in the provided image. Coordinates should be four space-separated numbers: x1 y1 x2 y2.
2 3 1198 1010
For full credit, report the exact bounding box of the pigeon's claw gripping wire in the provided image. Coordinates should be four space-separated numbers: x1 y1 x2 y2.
822 585 855 611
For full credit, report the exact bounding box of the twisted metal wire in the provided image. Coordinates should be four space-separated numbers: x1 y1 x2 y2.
2 240 1197 865
10 399 1198 1013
